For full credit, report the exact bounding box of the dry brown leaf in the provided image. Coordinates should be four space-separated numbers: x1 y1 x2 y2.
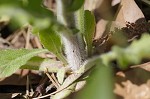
116 71 126 78
114 80 150 99
94 19 108 39
131 62 150 72
111 0 121 6
115 0 145 27
115 66 150 99
110 21 126 31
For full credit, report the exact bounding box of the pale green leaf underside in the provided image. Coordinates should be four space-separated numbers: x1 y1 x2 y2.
21 56 64 72
57 67 66 84
0 49 48 78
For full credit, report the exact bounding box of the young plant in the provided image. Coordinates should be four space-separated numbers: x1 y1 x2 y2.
0 0 150 99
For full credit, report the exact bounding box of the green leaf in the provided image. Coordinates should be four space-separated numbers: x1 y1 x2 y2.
0 0 53 30
57 67 66 84
75 9 96 57
0 5 31 29
75 6 84 34
113 33 150 69
76 62 115 99
39 59 64 72
67 0 85 12
21 57 64 72
84 10 96 56
20 56 45 70
39 29 67 64
0 49 48 78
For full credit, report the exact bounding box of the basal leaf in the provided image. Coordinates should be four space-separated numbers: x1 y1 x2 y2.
84 10 96 56
39 29 67 64
0 49 48 78
75 9 96 57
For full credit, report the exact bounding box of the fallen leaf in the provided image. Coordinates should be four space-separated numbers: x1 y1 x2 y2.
94 19 108 40
115 0 145 27
114 80 150 99
131 62 150 72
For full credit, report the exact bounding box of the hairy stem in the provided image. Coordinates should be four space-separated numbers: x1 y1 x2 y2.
56 0 85 71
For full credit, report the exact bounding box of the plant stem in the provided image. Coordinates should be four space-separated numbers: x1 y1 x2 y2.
56 0 85 71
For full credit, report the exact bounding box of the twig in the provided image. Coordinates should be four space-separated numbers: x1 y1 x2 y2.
45 72 59 89
34 36 43 49
51 73 61 87
26 75 30 97
25 26 31 49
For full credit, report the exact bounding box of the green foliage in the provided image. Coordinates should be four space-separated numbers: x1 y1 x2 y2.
39 28 67 64
113 34 150 69
75 6 84 34
0 49 48 78
76 8 96 57
100 33 150 69
84 10 96 56
0 0 53 31
67 0 85 12
21 56 64 72
76 62 115 99
57 67 66 84
20 56 45 70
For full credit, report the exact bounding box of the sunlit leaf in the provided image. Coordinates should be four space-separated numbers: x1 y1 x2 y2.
57 67 66 84
0 49 48 78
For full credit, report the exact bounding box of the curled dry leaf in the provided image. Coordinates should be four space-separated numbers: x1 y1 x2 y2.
114 80 150 99
131 62 150 72
115 0 145 27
